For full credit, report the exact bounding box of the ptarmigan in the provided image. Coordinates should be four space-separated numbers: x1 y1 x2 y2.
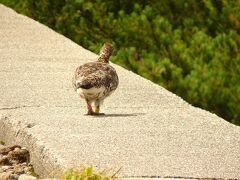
72 43 119 115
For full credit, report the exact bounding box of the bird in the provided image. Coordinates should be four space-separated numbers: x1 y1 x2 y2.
72 43 119 115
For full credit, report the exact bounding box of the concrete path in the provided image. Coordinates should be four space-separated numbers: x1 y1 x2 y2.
0 4 240 179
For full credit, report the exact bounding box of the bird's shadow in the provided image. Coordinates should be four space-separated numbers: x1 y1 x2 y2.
90 113 145 118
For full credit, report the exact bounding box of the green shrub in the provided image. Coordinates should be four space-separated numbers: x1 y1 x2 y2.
62 166 118 180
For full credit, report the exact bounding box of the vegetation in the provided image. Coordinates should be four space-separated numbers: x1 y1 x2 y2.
1 0 239 125
62 166 118 180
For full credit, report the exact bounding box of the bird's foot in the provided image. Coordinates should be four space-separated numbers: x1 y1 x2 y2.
85 113 105 116
85 111 105 116
94 112 105 116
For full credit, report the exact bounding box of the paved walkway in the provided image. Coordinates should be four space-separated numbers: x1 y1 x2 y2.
0 4 240 179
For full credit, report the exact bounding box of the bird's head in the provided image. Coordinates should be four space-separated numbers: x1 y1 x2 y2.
98 43 114 63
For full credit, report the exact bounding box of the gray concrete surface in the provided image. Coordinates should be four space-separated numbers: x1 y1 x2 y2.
0 4 240 179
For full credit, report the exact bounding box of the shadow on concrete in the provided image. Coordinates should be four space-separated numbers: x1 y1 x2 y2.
97 113 145 117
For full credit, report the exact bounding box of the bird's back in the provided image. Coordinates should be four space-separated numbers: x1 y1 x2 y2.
73 62 118 100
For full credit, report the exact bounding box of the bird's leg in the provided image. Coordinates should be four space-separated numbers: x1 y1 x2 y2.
94 100 105 115
85 100 104 116
95 105 100 113
86 100 94 115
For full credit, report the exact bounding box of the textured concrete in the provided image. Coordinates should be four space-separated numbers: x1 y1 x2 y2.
0 4 240 179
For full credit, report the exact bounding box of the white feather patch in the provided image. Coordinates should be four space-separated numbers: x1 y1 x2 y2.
77 86 106 100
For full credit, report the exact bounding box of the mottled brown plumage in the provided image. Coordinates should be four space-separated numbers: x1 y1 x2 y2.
72 43 118 115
